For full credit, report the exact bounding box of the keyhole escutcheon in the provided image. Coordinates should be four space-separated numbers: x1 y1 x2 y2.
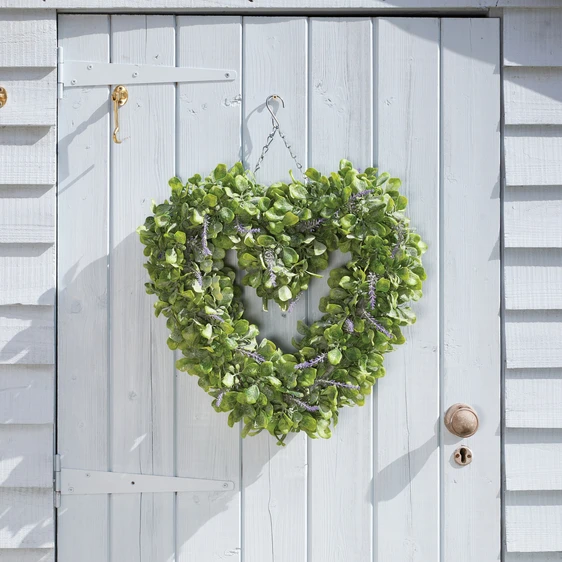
453 445 473 466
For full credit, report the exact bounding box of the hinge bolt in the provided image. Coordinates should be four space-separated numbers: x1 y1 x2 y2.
68 487 74 493
225 73 230 78
71 79 77 85
87 65 93 70
133 72 138 78
222 482 229 489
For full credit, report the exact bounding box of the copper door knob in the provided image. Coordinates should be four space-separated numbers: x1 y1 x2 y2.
444 403 479 438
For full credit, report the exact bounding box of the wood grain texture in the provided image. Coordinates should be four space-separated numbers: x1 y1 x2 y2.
506 370 562 428
308 17 373 562
506 429 562 491
504 68 562 126
0 550 54 562
109 15 175 562
506 313 562 369
0 186 55 244
0 68 56 127
0 10 56 67
505 187 562 249
0 365 54 424
57 14 110 562
505 128 562 187
374 17 440 562
441 18 501 562
0 488 53 549
505 250 562 310
0 306 54 365
0 127 56 185
241 17 308 562
0 424 52 487
504 9 562 67
0 245 55 306
506 491 562 552
175 15 242 562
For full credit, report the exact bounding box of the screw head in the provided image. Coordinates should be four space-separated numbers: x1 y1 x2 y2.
222 482 229 489
132 72 138 78
71 79 77 85
87 64 93 70
68 487 74 493
225 73 230 78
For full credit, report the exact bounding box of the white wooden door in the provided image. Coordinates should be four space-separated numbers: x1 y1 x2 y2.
57 15 500 562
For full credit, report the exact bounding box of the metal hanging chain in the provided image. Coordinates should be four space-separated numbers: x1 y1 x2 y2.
253 95 307 180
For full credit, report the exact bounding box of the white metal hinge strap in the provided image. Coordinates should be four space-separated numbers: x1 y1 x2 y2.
59 468 234 495
54 454 61 507
59 60 237 88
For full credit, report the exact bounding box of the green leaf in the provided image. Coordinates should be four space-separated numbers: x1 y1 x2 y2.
305 168 321 181
174 231 186 244
213 163 227 180
283 212 300 226
244 384 260 405
289 183 308 200
278 286 292 302
219 207 235 223
222 373 235 387
201 323 212 339
328 349 342 365
203 194 218 207
313 241 327 256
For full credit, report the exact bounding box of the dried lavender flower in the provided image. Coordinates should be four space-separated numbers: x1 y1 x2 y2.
235 219 260 235
362 310 393 339
316 379 360 391
286 395 320 412
208 314 224 323
201 216 212 257
295 352 326 370
344 318 355 333
215 389 226 407
282 293 301 317
296 218 325 232
194 269 203 286
264 249 277 287
238 348 266 364
367 272 378 309
349 189 373 202
391 225 405 258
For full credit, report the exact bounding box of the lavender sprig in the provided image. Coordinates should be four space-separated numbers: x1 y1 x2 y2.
194 269 203 286
349 189 373 203
316 379 360 391
296 218 325 232
235 219 261 236
264 249 277 287
238 348 266 364
362 310 393 339
344 318 355 333
391 225 405 258
201 216 212 257
286 395 320 412
367 272 378 309
295 352 326 370
282 293 301 316
208 314 224 324
215 389 226 407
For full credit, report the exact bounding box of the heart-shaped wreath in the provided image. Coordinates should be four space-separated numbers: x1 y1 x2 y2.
138 160 426 444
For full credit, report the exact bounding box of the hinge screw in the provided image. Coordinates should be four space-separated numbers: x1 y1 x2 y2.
222 482 229 489
87 65 93 70
71 79 77 85
225 73 230 78
133 72 139 78
68 487 74 493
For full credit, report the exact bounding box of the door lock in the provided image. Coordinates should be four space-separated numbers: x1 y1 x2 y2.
453 446 473 466
444 403 479 438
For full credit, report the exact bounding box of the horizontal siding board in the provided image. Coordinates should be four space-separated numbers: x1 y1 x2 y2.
0 186 55 244
0 365 54 424
0 306 54 365
505 250 562 310
506 429 562 490
505 128 562 187
506 370 562 428
0 488 54 549
0 424 52 488
0 245 55 306
0 68 57 127
0 550 54 562
505 313 562 369
505 188 562 249
504 9 562 67
504 68 562 125
0 11 56 67
0 127 56 186
506 554 562 562
506 491 562 552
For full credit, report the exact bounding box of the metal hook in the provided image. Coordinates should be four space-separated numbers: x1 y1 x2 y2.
265 94 284 129
111 85 129 144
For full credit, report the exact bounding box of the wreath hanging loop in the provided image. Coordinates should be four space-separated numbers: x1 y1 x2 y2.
138 159 427 445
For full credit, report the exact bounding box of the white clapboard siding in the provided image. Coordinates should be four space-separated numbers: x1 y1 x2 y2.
175 15 242 562
374 17 440 561
0 186 55 244
0 488 54 549
505 250 562 310
506 554 562 562
0 424 52 488
0 127 56 185
242 16 307 562
0 306 54 365
504 68 562 125
0 11 56 67
0 245 55 306
0 550 54 562
0 365 54 424
506 491 562 553
505 188 562 248
506 371 562 428
506 429 562 491
0 68 57 127
505 314 562 369
504 9 562 67
504 128 562 187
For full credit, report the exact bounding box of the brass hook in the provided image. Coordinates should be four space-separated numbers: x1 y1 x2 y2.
111 85 128 144
265 94 285 129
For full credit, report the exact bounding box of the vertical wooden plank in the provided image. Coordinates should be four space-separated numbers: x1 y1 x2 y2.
242 16 308 562
441 18 501 561
110 15 175 562
374 17 440 562
57 14 109 562
175 16 242 562
308 17 373 562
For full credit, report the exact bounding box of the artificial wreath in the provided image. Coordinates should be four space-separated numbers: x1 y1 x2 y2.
138 160 426 444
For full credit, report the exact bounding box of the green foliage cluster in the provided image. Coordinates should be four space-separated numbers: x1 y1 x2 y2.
138 160 426 444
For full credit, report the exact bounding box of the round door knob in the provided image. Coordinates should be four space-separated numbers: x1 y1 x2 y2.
444 403 479 438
